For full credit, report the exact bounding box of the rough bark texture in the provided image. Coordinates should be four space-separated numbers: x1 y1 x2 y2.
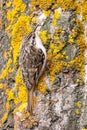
0 0 87 130
0 1 14 130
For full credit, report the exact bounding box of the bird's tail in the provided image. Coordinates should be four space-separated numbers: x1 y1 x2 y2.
27 88 33 114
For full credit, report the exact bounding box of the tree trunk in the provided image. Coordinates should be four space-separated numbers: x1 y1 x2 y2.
0 0 87 130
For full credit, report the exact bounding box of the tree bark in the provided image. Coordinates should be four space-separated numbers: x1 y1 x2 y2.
0 0 87 130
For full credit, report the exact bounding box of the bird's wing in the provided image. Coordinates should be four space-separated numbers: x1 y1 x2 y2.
20 45 45 90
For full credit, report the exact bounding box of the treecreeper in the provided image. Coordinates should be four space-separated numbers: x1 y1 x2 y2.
19 24 46 113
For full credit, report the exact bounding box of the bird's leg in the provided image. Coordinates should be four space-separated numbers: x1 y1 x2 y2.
27 87 34 114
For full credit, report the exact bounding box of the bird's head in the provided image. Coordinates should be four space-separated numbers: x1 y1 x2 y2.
33 6 47 24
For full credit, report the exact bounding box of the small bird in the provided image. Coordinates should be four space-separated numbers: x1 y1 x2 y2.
19 24 46 113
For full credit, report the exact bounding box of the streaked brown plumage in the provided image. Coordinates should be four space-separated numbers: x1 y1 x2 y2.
19 25 46 113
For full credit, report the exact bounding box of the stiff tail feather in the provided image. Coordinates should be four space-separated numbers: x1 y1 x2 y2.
27 88 33 114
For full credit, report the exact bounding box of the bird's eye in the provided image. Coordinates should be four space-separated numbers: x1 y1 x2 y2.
32 35 35 39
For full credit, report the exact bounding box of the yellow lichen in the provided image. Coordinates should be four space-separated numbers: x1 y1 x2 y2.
39 30 50 44
6 1 12 8
57 0 73 11
0 59 12 79
82 128 87 130
12 14 32 63
75 108 80 115
18 86 27 103
47 39 66 82
5 102 11 111
13 0 22 6
6 89 15 101
16 103 27 113
37 73 47 93
0 113 8 128
15 68 25 89
19 111 30 121
81 0 87 21
15 68 27 105
32 17 38 23
0 84 7 89
7 9 17 22
43 10 51 16
68 19 85 78
52 10 60 26
54 10 60 19
0 0 86 127
76 101 82 108
31 0 53 10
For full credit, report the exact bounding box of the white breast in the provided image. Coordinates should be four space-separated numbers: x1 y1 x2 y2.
35 33 46 57
35 31 46 78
